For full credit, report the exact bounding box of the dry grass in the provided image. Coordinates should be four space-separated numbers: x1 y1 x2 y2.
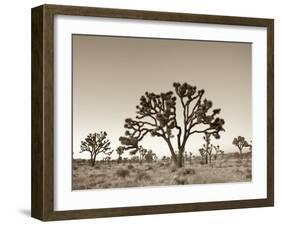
72 154 252 190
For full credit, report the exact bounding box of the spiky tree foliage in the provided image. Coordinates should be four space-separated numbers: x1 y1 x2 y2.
129 145 147 164
116 146 124 163
80 131 112 166
119 82 225 167
232 136 250 157
212 145 224 160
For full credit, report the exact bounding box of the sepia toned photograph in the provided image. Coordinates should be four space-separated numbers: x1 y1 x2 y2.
72 35 252 190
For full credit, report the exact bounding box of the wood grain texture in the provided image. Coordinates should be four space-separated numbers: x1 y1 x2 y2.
31 5 44 220
31 4 274 221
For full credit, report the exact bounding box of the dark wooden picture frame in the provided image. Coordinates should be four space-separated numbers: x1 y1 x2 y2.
31 4 274 221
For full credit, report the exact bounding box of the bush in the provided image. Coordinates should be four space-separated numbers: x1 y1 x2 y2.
246 174 252 179
216 163 224 168
179 168 196 175
199 161 205 165
173 175 189 185
165 162 171 167
233 169 244 175
116 168 130 178
135 171 151 181
127 164 134 170
236 159 242 164
145 165 153 171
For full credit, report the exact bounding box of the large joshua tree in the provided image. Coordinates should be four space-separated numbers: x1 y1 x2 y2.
80 131 112 166
119 82 225 167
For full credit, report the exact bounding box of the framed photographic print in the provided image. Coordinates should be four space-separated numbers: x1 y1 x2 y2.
31 4 274 221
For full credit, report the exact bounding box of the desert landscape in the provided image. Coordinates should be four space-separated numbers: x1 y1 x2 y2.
72 36 252 191
72 152 251 190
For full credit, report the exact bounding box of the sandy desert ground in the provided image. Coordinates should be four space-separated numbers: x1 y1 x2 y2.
72 152 251 190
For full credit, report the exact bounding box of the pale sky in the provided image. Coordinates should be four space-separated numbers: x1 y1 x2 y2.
72 35 252 160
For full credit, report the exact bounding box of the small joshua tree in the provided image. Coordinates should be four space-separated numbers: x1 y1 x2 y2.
80 131 112 166
145 149 157 162
212 145 224 160
119 82 225 168
116 146 124 163
232 136 250 157
199 133 213 164
129 145 147 164
198 148 206 163
187 152 193 163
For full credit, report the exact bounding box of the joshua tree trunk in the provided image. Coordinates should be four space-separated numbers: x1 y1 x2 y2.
205 154 208 164
139 152 143 165
90 153 97 166
166 139 178 166
177 151 183 168
239 148 243 159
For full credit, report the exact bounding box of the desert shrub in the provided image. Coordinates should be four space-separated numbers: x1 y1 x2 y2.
228 164 233 167
127 164 134 170
135 171 151 181
101 182 113 188
246 174 252 179
73 166 78 170
145 165 153 170
209 163 215 168
233 169 244 175
159 162 165 167
236 159 242 164
216 163 224 168
170 166 177 173
81 159 88 164
116 168 130 178
199 160 205 165
173 175 189 185
165 162 171 167
95 165 101 169
179 168 196 175
189 174 229 184
243 163 250 168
